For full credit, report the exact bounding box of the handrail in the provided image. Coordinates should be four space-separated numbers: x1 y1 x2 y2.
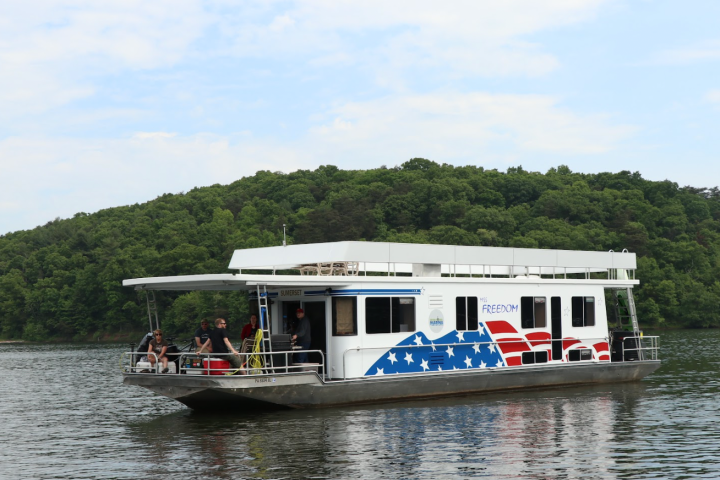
120 352 160 373
121 350 326 376
619 334 659 361
340 336 660 380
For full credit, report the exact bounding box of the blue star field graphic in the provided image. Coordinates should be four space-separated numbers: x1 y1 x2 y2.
365 322 506 376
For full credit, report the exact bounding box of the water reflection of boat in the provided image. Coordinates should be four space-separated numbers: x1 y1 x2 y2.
121 241 660 410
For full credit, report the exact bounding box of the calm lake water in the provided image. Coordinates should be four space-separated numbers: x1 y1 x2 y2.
1 329 718 479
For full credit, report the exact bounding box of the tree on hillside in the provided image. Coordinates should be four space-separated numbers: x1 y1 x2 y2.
1 160 719 340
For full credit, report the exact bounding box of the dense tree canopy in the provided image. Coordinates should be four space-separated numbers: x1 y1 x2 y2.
2 161 720 341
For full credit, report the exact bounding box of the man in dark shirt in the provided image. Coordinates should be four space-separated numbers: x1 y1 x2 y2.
194 319 213 352
198 318 243 369
292 308 311 364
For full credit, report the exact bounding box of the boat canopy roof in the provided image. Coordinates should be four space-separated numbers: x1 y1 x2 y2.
229 241 636 275
122 273 352 291
123 242 637 291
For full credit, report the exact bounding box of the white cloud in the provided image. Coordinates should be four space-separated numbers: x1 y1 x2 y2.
308 92 636 160
223 0 609 79
133 132 178 139
0 133 309 234
0 0 652 235
652 39 720 65
0 0 214 115
0 0 610 122
705 89 720 103
0 1 211 67
0 88 636 234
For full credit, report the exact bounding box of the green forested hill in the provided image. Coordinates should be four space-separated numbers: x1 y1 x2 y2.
2 159 720 341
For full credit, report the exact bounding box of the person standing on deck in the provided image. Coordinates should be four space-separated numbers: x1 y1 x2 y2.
293 308 311 364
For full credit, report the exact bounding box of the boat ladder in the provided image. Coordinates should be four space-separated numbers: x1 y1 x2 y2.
145 291 160 332
613 287 644 360
255 284 274 371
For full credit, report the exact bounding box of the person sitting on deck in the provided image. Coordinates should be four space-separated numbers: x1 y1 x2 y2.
240 314 261 355
194 319 213 353
198 318 243 370
241 314 260 341
148 329 169 373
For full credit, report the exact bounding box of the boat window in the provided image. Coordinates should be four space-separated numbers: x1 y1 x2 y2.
571 297 595 327
568 349 592 361
522 351 549 364
520 297 547 329
455 297 478 331
332 297 357 336
365 297 416 334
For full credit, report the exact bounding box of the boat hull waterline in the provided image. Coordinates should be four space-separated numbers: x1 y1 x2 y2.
123 360 661 410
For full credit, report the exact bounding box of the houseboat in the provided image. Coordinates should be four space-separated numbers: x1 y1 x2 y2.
121 241 660 410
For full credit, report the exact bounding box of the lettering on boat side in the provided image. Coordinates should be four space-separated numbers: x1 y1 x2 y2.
429 310 444 333
280 290 301 296
481 304 519 314
255 378 277 383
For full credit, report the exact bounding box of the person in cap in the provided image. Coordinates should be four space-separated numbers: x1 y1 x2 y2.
292 308 311 364
194 319 213 352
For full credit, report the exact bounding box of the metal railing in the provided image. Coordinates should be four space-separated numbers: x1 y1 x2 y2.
615 334 659 362
341 335 660 380
121 350 326 376
121 352 167 373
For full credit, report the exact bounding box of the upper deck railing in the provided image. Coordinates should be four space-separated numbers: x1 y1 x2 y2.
229 241 637 280
123 242 638 291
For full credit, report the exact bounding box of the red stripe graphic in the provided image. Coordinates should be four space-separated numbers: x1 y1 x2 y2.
485 320 518 335
496 337 531 354
525 332 551 347
505 356 522 366
593 341 609 352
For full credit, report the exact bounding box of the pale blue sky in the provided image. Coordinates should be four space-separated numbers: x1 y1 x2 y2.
2 0 719 234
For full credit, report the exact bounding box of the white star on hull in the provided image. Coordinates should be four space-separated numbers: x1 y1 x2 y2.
404 352 414 364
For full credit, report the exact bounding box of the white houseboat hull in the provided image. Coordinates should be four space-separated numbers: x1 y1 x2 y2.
123 360 660 410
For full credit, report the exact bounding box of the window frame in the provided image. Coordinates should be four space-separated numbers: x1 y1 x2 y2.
332 297 357 336
520 296 547 329
571 296 595 327
455 296 479 331
365 297 416 334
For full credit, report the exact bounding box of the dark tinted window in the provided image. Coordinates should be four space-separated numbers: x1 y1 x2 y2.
366 297 415 334
456 297 478 331
572 296 595 327
521 297 546 329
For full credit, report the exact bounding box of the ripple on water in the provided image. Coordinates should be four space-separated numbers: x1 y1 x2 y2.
1 330 720 479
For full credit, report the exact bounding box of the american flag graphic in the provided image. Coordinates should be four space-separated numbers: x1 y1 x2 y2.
365 320 609 376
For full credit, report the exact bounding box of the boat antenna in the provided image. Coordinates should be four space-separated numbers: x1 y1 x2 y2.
282 224 286 247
